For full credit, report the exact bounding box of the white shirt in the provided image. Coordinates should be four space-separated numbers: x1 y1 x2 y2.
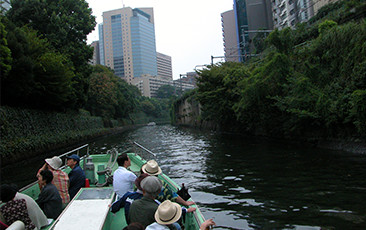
146 222 170 230
113 166 137 198
15 192 49 229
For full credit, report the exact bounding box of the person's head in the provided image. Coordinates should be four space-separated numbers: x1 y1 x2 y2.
154 200 182 226
122 222 144 230
140 176 162 198
141 160 162 176
45 156 62 170
66 154 80 169
0 184 18 202
117 153 130 168
134 173 150 191
40 169 54 184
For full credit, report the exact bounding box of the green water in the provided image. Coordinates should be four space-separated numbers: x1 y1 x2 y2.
3 125 366 229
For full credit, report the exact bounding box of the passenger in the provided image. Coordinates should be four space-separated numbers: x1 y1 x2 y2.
13 189 49 229
37 156 70 204
66 154 86 199
36 169 63 219
122 222 145 230
146 200 216 230
111 173 149 221
0 184 36 230
113 153 137 199
142 160 195 207
128 176 162 227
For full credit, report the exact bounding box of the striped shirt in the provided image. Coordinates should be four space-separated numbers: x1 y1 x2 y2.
52 170 70 204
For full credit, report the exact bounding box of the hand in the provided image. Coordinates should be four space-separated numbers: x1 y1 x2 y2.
186 207 196 213
200 219 216 230
185 200 195 206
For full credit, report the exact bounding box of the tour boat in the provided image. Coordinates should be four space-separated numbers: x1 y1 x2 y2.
13 142 205 229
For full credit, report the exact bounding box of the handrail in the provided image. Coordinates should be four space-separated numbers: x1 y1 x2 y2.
58 144 89 158
19 144 89 192
133 141 156 157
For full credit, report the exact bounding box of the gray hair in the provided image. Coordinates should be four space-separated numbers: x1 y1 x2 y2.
141 176 162 198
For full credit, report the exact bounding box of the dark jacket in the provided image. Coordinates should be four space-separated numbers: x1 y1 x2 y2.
36 183 62 219
111 191 143 222
128 196 159 227
68 164 86 199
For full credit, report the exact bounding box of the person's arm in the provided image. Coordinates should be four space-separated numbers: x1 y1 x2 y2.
176 195 195 206
200 219 216 230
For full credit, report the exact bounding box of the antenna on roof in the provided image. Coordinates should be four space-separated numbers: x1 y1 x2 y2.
122 0 125 8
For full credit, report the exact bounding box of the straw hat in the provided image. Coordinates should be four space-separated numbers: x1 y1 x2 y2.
155 200 182 225
45 156 62 170
142 160 162 176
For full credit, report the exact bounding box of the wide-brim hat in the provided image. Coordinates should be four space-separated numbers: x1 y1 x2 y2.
66 154 80 162
142 160 162 176
155 200 182 225
45 156 62 170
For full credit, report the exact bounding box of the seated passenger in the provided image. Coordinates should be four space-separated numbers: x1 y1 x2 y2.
111 173 149 221
66 154 86 199
37 156 70 204
14 189 49 229
113 153 137 199
0 184 36 230
128 176 162 227
122 222 144 230
146 200 216 230
36 169 63 219
142 160 195 207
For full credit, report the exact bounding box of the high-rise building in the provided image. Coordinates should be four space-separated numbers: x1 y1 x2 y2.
313 0 339 15
233 0 273 61
100 7 157 83
272 0 314 29
221 10 240 62
0 0 10 12
90 41 100 65
156 52 173 80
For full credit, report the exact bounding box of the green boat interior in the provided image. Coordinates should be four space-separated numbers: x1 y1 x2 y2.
1 143 205 230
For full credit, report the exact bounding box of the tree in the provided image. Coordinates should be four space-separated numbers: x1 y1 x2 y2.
7 0 96 108
156 85 177 99
0 17 11 78
1 21 74 109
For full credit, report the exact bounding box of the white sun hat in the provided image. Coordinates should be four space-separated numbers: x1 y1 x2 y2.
155 200 182 225
142 160 162 176
45 156 62 170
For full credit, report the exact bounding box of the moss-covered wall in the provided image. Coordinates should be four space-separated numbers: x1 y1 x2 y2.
0 106 110 165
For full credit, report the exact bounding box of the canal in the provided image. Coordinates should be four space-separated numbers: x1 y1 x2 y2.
2 124 366 229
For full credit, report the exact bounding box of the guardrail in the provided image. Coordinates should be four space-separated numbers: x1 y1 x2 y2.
131 141 156 160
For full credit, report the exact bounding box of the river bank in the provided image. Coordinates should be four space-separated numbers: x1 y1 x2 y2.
0 106 162 166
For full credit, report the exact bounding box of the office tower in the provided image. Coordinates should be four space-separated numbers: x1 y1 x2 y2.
221 10 240 62
272 0 314 29
98 24 105 65
233 0 273 61
156 52 173 80
90 41 100 65
100 7 157 83
313 0 339 15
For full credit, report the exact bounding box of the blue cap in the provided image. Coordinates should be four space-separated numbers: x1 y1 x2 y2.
66 154 80 162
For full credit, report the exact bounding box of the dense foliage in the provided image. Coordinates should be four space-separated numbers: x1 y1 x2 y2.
6 0 96 108
194 1 366 139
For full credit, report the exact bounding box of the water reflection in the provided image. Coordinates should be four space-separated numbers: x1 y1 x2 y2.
3 125 366 229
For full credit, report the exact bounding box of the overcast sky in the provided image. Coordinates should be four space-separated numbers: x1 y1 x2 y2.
86 0 234 79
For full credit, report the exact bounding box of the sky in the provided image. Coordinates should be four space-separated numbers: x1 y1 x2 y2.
86 0 234 79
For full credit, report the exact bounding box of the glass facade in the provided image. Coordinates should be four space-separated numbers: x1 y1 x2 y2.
234 0 250 62
130 9 157 78
111 14 124 77
98 24 105 65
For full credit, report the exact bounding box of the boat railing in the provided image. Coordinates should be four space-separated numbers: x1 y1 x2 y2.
19 144 90 193
132 141 156 160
